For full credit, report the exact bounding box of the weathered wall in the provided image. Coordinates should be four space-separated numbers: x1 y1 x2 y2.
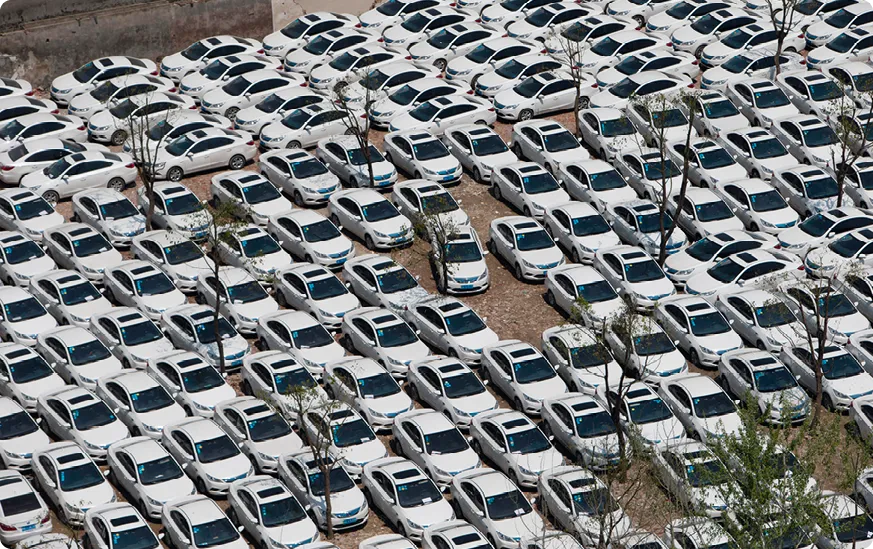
0 0 166 30
0 0 274 88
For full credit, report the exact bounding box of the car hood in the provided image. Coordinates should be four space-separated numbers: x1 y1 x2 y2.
402 499 455 527
251 432 304 458
266 520 319 547
635 417 686 445
9 254 56 278
453 327 499 351
68 93 104 112
573 511 632 540
518 246 564 267
80 420 129 448
671 26 708 43
384 340 431 365
232 297 280 319
449 259 488 280
700 412 742 438
19 374 66 401
251 199 294 219
129 337 176 361
691 485 729 510
757 204 799 227
261 122 294 142
139 290 186 315
492 512 545 543
161 52 196 72
191 382 237 409
103 215 147 237
514 447 564 474
337 438 387 466
74 356 123 383
450 391 496 416
385 286 430 312
200 453 252 481
664 250 707 272
478 150 519 174
644 349 688 376
627 277 675 301
494 89 525 107
180 72 217 91
695 330 743 353
170 257 215 280
387 113 427 133
202 334 249 360
61 479 115 508
296 341 345 367
52 74 86 94
684 273 727 295
519 376 567 401
88 110 117 128
830 313 871 337
590 89 627 108
20 171 55 189
139 402 187 429
428 448 480 474
759 386 807 411
570 361 624 389
710 114 751 133
363 390 412 415
142 476 195 504
0 427 50 456
10 315 58 339
77 249 124 273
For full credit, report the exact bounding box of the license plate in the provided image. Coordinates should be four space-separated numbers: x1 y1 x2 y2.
461 284 474 290
230 359 243 366
336 258 347 265
542 270 549 275
442 175 455 181
22 525 35 532
343 518 357 525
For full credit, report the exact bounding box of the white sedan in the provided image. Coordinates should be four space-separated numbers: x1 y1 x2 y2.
327 189 414 250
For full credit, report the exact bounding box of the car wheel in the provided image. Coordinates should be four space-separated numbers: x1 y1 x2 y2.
196 477 208 496
633 14 645 26
229 154 246 170
823 393 834 411
471 439 482 454
750 170 760 179
434 58 447 71
304 254 314 264
349 176 361 188
512 141 524 158
749 222 759 231
110 130 128 146
397 521 408 539
472 167 482 183
137 499 150 522
345 128 358 136
184 405 193 416
545 290 556 306
802 157 811 165
541 419 552 438
108 177 126 192
756 339 766 350
287 141 302 149
694 233 702 241
365 234 376 250
575 451 586 466
578 96 590 109
523 206 531 217
487 535 497 549
293 190 305 207
474 119 487 125
599 148 607 160
42 191 59 208
414 171 423 180
544 163 553 175
470 74 481 88
519 109 533 121
514 263 524 281
492 184 502 200
571 247 581 264
805 210 812 217
329 213 342 227
508 469 520 488
241 379 252 395
258 337 270 351
689 349 701 367
700 180 709 189
226 508 239 527
785 46 797 53
167 167 184 182
695 45 705 57
487 239 496 255
862 202 870 209
408 382 420 401
122 358 131 370
753 118 761 127
448 348 459 359
195 292 205 305
225 107 239 121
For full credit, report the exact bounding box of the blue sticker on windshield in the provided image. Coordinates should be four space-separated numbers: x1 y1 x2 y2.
14 206 19 211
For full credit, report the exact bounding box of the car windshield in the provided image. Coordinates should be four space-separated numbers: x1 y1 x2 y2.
466 44 496 63
135 273 176 296
181 40 210 60
329 51 363 71
799 213 836 237
412 140 450 161
809 80 843 101
487 491 532 520
377 268 418 293
610 79 644 100
754 366 797 392
753 89 790 108
309 466 356 495
817 293 856 318
525 7 558 26
73 61 101 83
303 220 342 242
685 237 724 261
91 81 120 102
401 12 430 32
181 365 226 392
627 397 673 424
201 60 229 80
577 280 618 304
304 277 346 300
569 342 611 368
576 410 616 437
58 462 105 491
331 417 376 447
634 332 676 355
802 174 839 199
0 410 37 440
120 320 164 346
107 526 157 549
389 85 426 106
643 159 681 180
243 182 282 204
7 356 54 383
750 190 788 212
257 94 289 113
260 497 307 528
165 135 194 157
99 199 139 220
803 127 838 147
828 32 860 53
591 37 621 56
14 198 54 220
573 487 619 515
71 402 116 430
652 109 687 129
694 146 733 169
427 29 457 49
375 323 418 347
282 110 311 130
508 351 554 382
637 211 675 233
521 172 560 194
831 233 870 257
0 120 24 141
164 193 204 215
348 145 385 166
274 368 318 393
361 201 400 222
445 309 486 336
221 76 251 97
191 519 239 549
695 200 733 222
571 214 610 236
543 131 579 153
750 138 787 159
195 435 240 463
397 478 443 508
72 234 112 258
248 413 293 442
755 303 795 328
445 240 482 263
625 259 665 283
442 371 486 398
686 458 728 487
702 99 740 120
360 70 393 92
721 29 754 49
615 56 648 76
130 386 175 413
109 100 139 120
163 240 205 266
68 339 112 366
44 158 72 179
2 241 44 265
423 428 468 454
226 281 268 304
692 392 736 418
420 193 460 215
795 0 822 14
194 317 237 343
291 324 335 348
137 455 184 485
707 257 744 283
471 135 509 156
3 298 44 322
410 102 440 122
854 72 873 92
689 312 731 336
241 235 282 258
833 513 873 543
822 351 864 379
594 119 633 141
506 426 552 453
290 158 329 178
496 59 531 79
303 35 334 55
514 78 546 99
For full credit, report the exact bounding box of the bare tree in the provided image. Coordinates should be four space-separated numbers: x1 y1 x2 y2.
764 0 804 76
333 69 377 189
411 192 466 294
826 88 873 207
546 28 591 136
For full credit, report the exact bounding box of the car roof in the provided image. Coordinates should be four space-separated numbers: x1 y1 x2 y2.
330 356 386 378
172 417 225 441
103 371 159 393
459 469 517 497
262 309 320 330
483 409 536 433
44 326 98 346
548 393 604 416
117 437 169 462
246 350 301 371
0 396 25 417
401 409 453 434
0 342 41 364
669 374 721 396
215 266 257 286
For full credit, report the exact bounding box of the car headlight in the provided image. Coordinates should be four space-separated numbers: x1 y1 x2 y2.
82 265 103 274
317 309 335 318
185 85 204 93
12 271 29 281
453 406 470 417
766 335 782 346
237 313 259 322
833 389 849 400
146 495 165 507
258 452 277 462
208 101 225 109
424 167 439 175
24 227 43 236
633 291 651 301
206 472 226 483
518 464 537 475
407 518 425 530
194 401 214 411
497 531 521 542
500 104 519 110
522 259 536 268
523 393 540 403
142 422 162 433
341 457 361 469
455 69 473 76
64 501 82 513
13 331 34 340
153 163 166 170
373 231 390 238
812 155 828 164
85 440 107 450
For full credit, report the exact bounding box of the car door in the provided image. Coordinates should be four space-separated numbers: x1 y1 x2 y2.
661 304 691 349
104 381 133 425
552 272 576 313
113 450 140 495
371 471 399 522
539 80 574 113
415 366 443 409
336 197 364 238
391 136 415 174
398 421 425 466
281 271 309 310
235 488 261 533
546 479 575 531
665 384 694 429
478 422 507 467
459 482 488 531
35 456 60 507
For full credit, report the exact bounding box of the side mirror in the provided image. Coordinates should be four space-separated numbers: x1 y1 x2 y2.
729 319 735 325
237 526 245 533
482 379 489 386
102 469 111 477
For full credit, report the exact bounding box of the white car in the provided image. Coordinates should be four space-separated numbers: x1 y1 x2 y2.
606 200 687 258
19 151 136 207
195 266 279 335
149 127 256 181
339 63 441 107
668 8 759 58
308 46 404 93
714 289 803 352
160 304 250 370
663 230 778 287
0 78 33 100
234 89 327 136
29 268 113 328
651 441 734 519
593 245 676 312
481 340 567 414
667 139 747 190
0 138 106 186
341 309 429 377
475 54 567 98
267 210 355 269
725 79 801 130
369 78 468 128
228 475 319 548
470 409 564 486
95 371 184 440
0 286 58 347
771 164 840 217
259 104 365 150
342 254 429 312
384 131 463 184
86 93 195 145
160 495 248 549
776 70 845 120
492 163 570 221
68 74 176 120
771 117 840 172
0 231 56 287
654 295 743 369
614 148 683 201
136 183 212 241
776 206 873 255
701 50 804 92
576 109 639 163
0 397 51 470
702 25 804 69
36 385 129 460
36 325 122 390
283 28 376 75
657 373 742 442
444 38 539 85
70 188 145 247
596 48 698 91
625 102 691 148
408 23 502 71
278 448 370 531
542 325 623 394
210 171 293 225
543 202 621 264
259 149 340 207
717 348 810 423
666 189 744 241
215 225 293 283
0 114 87 154
89 308 174 371
494 70 586 121
817 492 873 549
256 310 346 376
84 504 160 549
813 24 873 71
713 179 799 234
31 442 116 525
401 294 498 365
718 128 797 180
50 56 157 105
130 230 215 293
779 281 871 344
380 6 475 51
119 111 232 156
274 263 359 329
239 350 327 421
573 31 668 74
540 393 620 470
590 71 692 110
683 248 802 302
489 215 565 282
511 120 588 175
263 12 359 57
407 356 496 428
388 95 496 135
391 181 470 235
806 3 873 46
104 260 186 320
422 522 491 549
557 160 636 216
298 401 389 478
106 435 196 520
147 351 235 417
214 397 302 474
597 381 687 448
328 189 414 250
805 229 873 278
449 468 545 549
162 416 254 496
179 54 281 100
0 343 65 414
782 340 873 411
392 408 480 485
545 263 622 326
441 124 518 183
159 35 263 81
316 136 397 190
645 0 733 36
686 91 751 139
505 2 592 42
201 70 302 121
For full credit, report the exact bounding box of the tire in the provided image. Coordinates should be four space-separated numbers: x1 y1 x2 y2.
167 167 184 182
802 158 811 165
474 119 487 126
785 47 797 53
42 191 59 208
122 358 131 370
225 107 239 121
753 118 761 127
863 202 870 209
229 154 246 170
287 141 302 149
196 477 208 497
472 167 482 183
750 170 760 179
365 234 376 250
227 508 239 527
242 379 252 395
487 239 496 255
541 419 552 438
137 499 150 523
695 45 705 58
599 148 607 160
195 292 205 305
414 171 423 180
345 128 357 136
519 109 534 121
108 177 125 192
512 142 524 158
545 163 553 175
258 337 270 351
70 213 79 222
408 382 420 402
545 290 556 306
571 247 581 264
293 190 305 207
756 339 766 351
633 14 645 26
700 180 709 189
523 206 531 217
350 177 360 188
690 349 701 367
493 184 502 201
578 96 590 109
329 213 341 227
471 439 482 454
749 223 759 232
434 58 447 71
823 393 834 411
508 469 520 488
448 348 459 359
110 130 127 146
304 254 314 264
514 263 524 281
514 397 524 412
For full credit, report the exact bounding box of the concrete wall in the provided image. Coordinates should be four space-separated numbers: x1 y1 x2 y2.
0 0 274 88
0 0 165 30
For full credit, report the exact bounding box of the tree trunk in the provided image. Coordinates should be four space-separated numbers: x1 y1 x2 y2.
209 246 226 374
323 464 334 539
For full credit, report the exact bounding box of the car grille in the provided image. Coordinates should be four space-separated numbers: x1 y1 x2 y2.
536 261 561 269
226 350 247 361
334 507 361 518
658 367 684 377
649 292 673 301
454 276 479 283
329 250 348 258
775 220 796 228
437 168 456 175
389 231 407 237
310 77 322 84
374 173 391 181
446 67 460 75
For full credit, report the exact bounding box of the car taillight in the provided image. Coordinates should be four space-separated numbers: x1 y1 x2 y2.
592 83 598 88
541 48 547 54
151 70 159 75
188 105 198 109
76 125 85 131
798 265 805 270
169 87 178 92
355 23 362 27
488 107 495 111
246 140 255 146
0 523 16 532
40 515 50 525
125 163 135 169
774 244 781 249
635 26 642 30
502 33 508 37
692 60 698 65
378 37 384 42
406 56 413 60
0 166 13 171
51 109 60 114
666 42 672 47
475 18 482 22
687 83 695 88
301 82 309 87
800 59 806 65
436 74 444 78
466 90 473 94
25 91 33 96
258 49 265 54
360 113 368 119
798 33 804 38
